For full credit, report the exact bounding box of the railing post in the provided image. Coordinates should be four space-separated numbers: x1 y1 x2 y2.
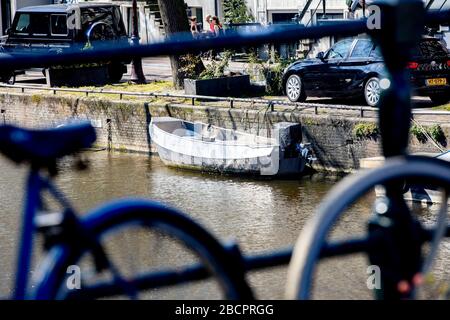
314 105 318 115
230 99 234 109
192 98 195 106
360 107 364 118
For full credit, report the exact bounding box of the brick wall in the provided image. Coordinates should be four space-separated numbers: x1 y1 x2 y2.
0 92 448 172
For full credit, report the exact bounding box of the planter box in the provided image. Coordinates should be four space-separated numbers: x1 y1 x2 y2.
184 75 250 97
47 65 109 87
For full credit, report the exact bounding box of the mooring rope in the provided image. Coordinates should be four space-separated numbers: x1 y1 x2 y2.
410 118 446 153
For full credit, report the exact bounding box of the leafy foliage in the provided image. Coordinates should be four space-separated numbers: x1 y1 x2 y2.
428 124 445 143
199 51 234 79
223 0 253 24
353 123 379 140
411 124 446 144
264 56 297 95
245 51 296 95
410 124 427 143
179 54 205 79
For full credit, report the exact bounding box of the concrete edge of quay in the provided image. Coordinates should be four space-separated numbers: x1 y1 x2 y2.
0 92 448 173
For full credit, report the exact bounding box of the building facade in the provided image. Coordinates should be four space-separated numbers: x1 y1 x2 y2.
2 1 448 53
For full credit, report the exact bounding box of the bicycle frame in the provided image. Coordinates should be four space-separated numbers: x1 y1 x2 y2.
14 168 76 300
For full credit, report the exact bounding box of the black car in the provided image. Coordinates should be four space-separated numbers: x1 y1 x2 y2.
282 36 450 106
0 3 129 84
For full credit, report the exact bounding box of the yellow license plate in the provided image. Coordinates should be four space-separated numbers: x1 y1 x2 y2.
426 78 447 86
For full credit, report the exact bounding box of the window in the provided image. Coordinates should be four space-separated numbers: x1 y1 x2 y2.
51 15 68 35
82 7 116 34
272 13 297 24
1 0 12 34
30 14 50 35
13 13 30 34
370 45 383 59
187 7 203 29
326 38 353 59
414 39 448 59
13 13 50 36
316 12 344 20
351 39 373 57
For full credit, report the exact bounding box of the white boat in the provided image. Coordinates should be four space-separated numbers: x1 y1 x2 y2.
374 150 450 205
149 117 314 176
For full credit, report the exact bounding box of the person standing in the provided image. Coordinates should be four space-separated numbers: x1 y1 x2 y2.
189 16 199 37
211 16 223 37
205 15 214 34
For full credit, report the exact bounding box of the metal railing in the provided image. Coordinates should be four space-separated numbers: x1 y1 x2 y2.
0 83 378 117
1 84 449 118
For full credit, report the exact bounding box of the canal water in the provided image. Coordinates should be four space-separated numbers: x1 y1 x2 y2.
0 151 447 299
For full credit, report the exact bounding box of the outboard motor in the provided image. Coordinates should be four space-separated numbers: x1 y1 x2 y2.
273 122 315 175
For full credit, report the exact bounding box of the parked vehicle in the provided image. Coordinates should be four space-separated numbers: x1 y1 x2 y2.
0 3 130 85
283 36 450 106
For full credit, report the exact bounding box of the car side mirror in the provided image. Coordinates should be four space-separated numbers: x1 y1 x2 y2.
316 52 325 61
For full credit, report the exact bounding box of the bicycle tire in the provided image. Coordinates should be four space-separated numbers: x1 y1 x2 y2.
32 199 254 300
286 156 450 300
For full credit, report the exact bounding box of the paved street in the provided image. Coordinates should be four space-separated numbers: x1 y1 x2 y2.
12 56 439 110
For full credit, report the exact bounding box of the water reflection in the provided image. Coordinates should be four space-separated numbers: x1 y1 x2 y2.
0 150 447 299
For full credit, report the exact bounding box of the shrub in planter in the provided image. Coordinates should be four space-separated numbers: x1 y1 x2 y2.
184 51 252 96
184 75 250 96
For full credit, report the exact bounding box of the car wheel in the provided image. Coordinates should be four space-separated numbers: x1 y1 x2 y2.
286 74 306 102
429 93 450 105
1 73 15 85
108 63 124 83
364 77 381 107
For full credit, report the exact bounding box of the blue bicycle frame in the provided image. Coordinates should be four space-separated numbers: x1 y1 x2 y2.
14 168 75 299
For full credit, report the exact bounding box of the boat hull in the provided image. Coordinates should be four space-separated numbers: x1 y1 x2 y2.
375 186 450 206
365 151 450 206
149 117 308 176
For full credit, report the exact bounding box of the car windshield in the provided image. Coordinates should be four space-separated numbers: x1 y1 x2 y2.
412 39 448 59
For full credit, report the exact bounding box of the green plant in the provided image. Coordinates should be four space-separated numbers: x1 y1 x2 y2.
199 51 234 79
410 124 427 142
352 123 379 139
410 124 446 144
31 94 42 104
263 55 297 95
302 118 319 126
244 50 265 82
428 124 445 143
179 54 205 80
223 0 253 24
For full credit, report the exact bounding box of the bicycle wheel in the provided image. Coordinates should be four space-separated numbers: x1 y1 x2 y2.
286 156 450 300
32 199 254 300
